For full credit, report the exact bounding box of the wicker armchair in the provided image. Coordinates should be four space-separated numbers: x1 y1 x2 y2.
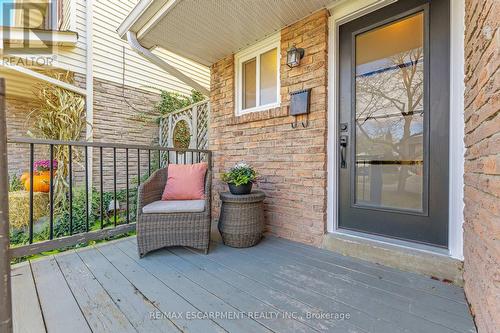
136 167 212 257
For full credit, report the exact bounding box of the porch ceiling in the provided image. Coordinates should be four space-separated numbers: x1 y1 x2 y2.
119 0 336 67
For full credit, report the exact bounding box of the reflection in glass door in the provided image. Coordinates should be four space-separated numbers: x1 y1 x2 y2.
354 12 425 212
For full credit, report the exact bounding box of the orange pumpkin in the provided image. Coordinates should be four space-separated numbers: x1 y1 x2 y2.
20 172 29 184
24 171 51 193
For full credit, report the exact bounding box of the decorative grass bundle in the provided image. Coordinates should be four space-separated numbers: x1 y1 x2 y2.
8 191 49 229
27 72 87 216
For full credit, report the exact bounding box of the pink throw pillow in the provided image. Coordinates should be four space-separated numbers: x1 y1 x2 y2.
161 163 208 200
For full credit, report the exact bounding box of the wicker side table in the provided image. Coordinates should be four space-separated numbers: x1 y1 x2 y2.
218 191 265 248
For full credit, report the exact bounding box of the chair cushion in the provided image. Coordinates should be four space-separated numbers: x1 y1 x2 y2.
162 163 208 200
142 200 205 214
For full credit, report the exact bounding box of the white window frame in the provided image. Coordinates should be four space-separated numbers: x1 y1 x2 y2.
235 33 281 116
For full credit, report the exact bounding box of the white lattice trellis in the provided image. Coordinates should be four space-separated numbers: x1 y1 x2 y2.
159 99 209 166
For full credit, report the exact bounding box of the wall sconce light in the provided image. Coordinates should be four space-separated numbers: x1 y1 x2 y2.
286 46 305 68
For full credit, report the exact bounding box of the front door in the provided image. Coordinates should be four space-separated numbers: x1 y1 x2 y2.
338 0 450 247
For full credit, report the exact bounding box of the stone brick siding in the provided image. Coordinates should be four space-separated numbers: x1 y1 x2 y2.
5 97 78 183
5 73 87 182
5 75 161 194
5 97 38 177
463 1 500 332
209 10 329 246
91 77 161 191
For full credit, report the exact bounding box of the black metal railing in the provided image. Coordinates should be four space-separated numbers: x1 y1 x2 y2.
6 137 211 258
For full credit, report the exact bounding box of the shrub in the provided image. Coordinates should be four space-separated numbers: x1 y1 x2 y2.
8 174 23 192
154 89 205 118
8 184 141 248
54 187 101 237
54 186 139 237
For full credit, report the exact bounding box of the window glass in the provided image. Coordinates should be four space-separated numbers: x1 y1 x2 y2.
354 12 425 211
242 58 256 109
260 48 278 105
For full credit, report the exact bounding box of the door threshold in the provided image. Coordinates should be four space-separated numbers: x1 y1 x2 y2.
322 230 464 285
336 229 450 256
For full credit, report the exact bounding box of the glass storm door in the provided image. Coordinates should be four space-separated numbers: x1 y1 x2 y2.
338 0 450 247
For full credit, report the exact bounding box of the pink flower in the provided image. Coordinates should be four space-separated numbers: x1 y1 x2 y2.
34 160 58 172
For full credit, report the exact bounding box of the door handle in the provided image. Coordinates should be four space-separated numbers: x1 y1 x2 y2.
340 135 348 168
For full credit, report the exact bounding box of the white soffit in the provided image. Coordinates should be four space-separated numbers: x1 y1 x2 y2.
126 0 334 66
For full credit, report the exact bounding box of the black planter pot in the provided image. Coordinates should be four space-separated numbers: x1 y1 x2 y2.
228 183 253 195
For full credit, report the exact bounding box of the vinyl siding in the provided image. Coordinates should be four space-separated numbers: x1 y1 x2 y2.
92 0 209 95
52 0 87 74
53 0 210 95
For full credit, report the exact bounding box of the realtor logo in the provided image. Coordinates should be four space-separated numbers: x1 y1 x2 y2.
1 1 55 55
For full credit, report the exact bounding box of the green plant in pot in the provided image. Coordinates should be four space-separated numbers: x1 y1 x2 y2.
221 162 257 195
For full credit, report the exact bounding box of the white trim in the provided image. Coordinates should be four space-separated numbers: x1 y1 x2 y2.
85 0 94 193
86 0 94 140
69 0 77 31
326 13 338 234
234 33 281 116
117 0 155 38
0 60 86 95
326 0 465 259
448 0 465 260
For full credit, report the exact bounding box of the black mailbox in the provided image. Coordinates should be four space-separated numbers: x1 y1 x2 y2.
289 89 311 116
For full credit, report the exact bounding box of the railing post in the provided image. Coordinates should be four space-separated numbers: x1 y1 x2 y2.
0 79 13 332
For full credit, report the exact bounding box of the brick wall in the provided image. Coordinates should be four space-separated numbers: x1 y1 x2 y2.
210 10 329 245
91 77 161 191
5 97 38 177
5 75 161 193
463 1 499 332
5 73 87 182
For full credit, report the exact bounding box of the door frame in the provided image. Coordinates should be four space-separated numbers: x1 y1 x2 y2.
326 0 465 259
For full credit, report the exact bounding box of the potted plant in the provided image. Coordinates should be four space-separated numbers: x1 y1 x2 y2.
221 162 257 195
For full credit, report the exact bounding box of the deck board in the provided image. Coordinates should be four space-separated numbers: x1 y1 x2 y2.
77 247 180 333
11 236 476 333
56 251 137 333
118 239 331 333
95 241 226 333
11 262 45 333
238 238 474 329
267 236 467 302
115 240 274 333
202 240 467 333
30 256 91 333
179 242 412 333
165 245 368 333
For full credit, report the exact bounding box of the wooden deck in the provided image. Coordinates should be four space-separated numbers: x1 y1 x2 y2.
11 236 476 333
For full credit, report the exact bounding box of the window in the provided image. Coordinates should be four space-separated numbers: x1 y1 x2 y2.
6 0 60 30
235 33 280 115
